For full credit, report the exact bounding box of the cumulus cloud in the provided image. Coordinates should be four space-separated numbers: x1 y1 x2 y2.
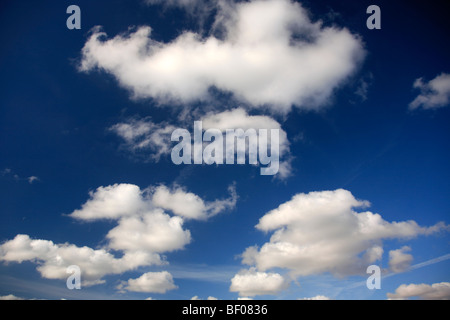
70 184 150 221
106 209 191 253
388 246 413 273
79 0 364 113
0 234 162 286
152 184 237 220
409 73 450 110
120 271 177 293
70 183 235 222
229 268 288 297
1 183 236 288
387 282 450 300
239 189 448 278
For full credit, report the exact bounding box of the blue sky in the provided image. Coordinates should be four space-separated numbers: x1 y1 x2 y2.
0 0 449 300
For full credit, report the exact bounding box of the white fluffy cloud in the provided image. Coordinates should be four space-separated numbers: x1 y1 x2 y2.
387 282 450 300
239 189 448 277
388 246 413 273
229 268 288 297
79 0 364 113
106 210 191 253
152 184 237 220
70 184 149 221
0 234 162 286
409 73 450 110
70 183 235 222
120 271 177 293
1 183 236 288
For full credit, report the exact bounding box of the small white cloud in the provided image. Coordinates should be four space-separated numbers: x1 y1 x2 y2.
0 294 25 300
27 176 39 184
387 282 450 300
1 168 39 184
229 268 288 297
389 246 413 273
69 184 150 221
121 271 177 293
409 73 450 110
151 184 237 220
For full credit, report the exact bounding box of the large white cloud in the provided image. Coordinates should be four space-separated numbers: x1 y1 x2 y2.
409 73 450 110
387 282 450 300
79 0 364 113
239 189 448 278
229 268 288 297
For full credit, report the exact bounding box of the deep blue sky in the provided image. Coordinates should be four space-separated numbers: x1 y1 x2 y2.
0 0 449 300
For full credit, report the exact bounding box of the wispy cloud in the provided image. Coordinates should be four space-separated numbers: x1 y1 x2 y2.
1 168 39 184
409 73 450 110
